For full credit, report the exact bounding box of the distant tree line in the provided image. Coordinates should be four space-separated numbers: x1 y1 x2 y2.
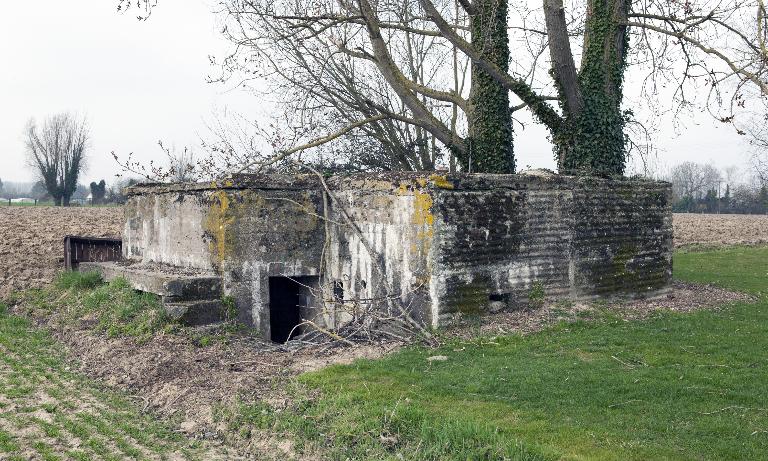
667 162 768 214
0 177 139 205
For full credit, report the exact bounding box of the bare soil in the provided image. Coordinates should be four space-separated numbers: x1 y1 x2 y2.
0 206 122 300
673 213 768 248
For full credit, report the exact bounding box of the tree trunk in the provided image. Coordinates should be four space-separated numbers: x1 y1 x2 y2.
557 0 629 176
466 0 515 173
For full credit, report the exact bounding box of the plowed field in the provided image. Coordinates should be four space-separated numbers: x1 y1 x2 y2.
673 213 768 247
0 207 122 300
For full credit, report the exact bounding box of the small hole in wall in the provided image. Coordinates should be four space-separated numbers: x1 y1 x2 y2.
489 293 507 302
360 280 367 289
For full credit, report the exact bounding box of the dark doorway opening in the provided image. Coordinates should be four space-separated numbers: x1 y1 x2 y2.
269 276 318 343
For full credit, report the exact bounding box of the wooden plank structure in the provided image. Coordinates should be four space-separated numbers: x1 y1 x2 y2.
64 235 122 270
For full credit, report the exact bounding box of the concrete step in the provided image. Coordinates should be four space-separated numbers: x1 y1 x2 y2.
79 261 222 301
164 300 224 326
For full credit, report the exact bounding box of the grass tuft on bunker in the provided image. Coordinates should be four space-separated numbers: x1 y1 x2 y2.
14 271 174 341
225 246 768 460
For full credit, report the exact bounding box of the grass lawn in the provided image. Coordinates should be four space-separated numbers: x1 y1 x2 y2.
233 246 768 460
674 245 768 296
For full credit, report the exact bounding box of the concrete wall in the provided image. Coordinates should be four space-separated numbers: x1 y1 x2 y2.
123 173 672 336
123 175 436 335
427 175 672 324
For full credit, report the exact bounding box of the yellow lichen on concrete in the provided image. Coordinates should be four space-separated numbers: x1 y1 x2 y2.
429 174 455 190
205 190 236 266
411 189 434 256
412 190 434 227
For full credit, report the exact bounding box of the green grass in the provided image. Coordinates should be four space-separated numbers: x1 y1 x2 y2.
0 299 222 460
16 271 174 341
675 245 768 296
230 246 768 460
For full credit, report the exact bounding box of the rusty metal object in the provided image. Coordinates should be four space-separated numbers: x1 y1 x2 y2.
64 236 122 270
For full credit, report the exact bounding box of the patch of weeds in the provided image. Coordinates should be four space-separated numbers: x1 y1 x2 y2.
221 295 237 321
552 298 574 309
32 440 63 461
18 273 173 341
55 271 103 291
66 450 91 461
0 429 20 452
193 335 214 348
30 417 62 439
527 281 546 309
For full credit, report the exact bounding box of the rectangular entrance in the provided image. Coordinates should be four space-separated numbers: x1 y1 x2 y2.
268 276 318 343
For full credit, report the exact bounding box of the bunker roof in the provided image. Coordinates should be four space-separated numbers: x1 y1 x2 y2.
126 171 670 196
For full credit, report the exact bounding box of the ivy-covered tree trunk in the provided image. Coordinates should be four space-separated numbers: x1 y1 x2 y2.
466 0 515 173
546 0 629 177
567 0 628 176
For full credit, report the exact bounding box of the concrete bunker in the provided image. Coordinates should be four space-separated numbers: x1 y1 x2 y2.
80 172 673 341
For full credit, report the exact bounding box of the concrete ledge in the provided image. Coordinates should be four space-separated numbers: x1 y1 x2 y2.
79 261 222 301
125 172 671 195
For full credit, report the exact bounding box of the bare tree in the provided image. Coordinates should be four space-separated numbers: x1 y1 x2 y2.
723 165 744 187
668 161 722 201
116 0 768 177
25 113 90 206
738 106 768 183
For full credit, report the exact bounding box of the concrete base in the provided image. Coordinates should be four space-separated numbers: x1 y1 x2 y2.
164 300 224 326
79 261 223 325
79 261 222 300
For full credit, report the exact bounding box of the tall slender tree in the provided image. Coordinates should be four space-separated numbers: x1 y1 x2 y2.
25 113 89 206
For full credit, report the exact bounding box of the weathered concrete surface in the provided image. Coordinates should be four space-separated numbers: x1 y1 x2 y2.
79 261 221 300
164 300 225 326
121 172 672 338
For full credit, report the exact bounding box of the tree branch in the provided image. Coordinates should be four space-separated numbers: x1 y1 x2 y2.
419 0 563 132
624 20 768 96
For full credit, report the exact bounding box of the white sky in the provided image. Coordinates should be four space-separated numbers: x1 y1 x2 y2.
0 0 754 185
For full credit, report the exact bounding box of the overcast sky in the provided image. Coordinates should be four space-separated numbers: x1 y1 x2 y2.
0 0 754 186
